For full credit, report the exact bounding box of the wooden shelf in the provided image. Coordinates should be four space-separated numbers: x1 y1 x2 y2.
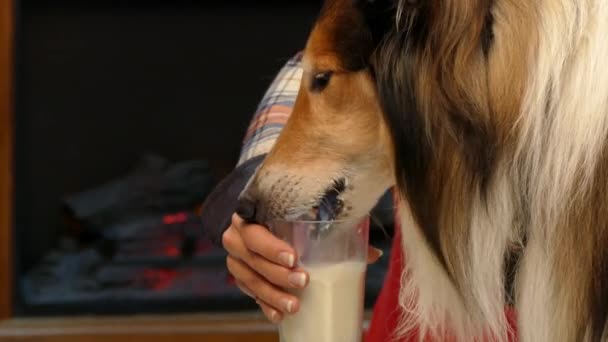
0 313 280 342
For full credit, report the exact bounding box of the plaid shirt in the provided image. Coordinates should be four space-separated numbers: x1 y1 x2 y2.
237 53 303 166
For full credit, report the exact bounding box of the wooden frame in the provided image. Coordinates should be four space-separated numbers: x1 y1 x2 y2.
0 0 14 321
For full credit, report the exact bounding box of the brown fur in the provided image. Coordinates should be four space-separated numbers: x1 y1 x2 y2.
240 0 608 340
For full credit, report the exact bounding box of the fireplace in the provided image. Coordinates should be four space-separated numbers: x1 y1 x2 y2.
2 0 396 324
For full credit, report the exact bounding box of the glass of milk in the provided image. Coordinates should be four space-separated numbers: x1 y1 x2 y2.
267 219 369 342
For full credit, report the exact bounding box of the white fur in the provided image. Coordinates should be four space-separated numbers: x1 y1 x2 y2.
394 0 608 341
397 198 473 341
515 1 608 341
396 166 516 342
464 168 517 341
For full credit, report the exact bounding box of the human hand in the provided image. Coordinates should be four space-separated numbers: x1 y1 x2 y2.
222 214 383 323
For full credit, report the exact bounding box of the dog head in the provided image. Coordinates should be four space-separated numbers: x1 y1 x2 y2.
237 0 525 231
236 0 397 227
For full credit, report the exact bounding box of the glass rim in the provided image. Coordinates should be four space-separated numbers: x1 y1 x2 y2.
266 214 370 225
267 219 347 224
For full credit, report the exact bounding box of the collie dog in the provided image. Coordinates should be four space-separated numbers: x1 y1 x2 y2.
237 0 608 340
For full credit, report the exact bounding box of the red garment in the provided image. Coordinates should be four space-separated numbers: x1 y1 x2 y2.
365 223 519 341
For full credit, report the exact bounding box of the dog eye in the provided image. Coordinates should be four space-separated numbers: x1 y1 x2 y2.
311 71 333 92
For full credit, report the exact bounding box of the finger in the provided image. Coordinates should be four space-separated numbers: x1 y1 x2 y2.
224 218 307 289
235 280 255 299
247 252 309 289
232 213 297 268
237 280 283 324
236 280 283 324
226 255 300 315
222 224 250 261
257 298 283 324
225 219 308 289
367 246 384 264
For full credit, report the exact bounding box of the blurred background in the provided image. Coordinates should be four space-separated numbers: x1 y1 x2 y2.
7 0 395 332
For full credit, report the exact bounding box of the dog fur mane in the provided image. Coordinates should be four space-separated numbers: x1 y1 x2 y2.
366 0 608 341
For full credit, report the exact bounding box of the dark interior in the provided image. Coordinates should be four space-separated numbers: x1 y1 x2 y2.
16 0 320 271
13 0 394 317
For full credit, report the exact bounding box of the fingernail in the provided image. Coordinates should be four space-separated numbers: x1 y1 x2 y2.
278 252 295 268
288 272 307 288
269 310 282 323
282 298 295 314
374 248 384 258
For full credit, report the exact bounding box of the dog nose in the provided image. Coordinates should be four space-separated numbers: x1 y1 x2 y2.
236 197 257 222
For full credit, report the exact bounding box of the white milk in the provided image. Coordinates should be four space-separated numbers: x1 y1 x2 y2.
279 261 367 342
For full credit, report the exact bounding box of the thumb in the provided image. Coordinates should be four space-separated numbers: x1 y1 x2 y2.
367 246 384 264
